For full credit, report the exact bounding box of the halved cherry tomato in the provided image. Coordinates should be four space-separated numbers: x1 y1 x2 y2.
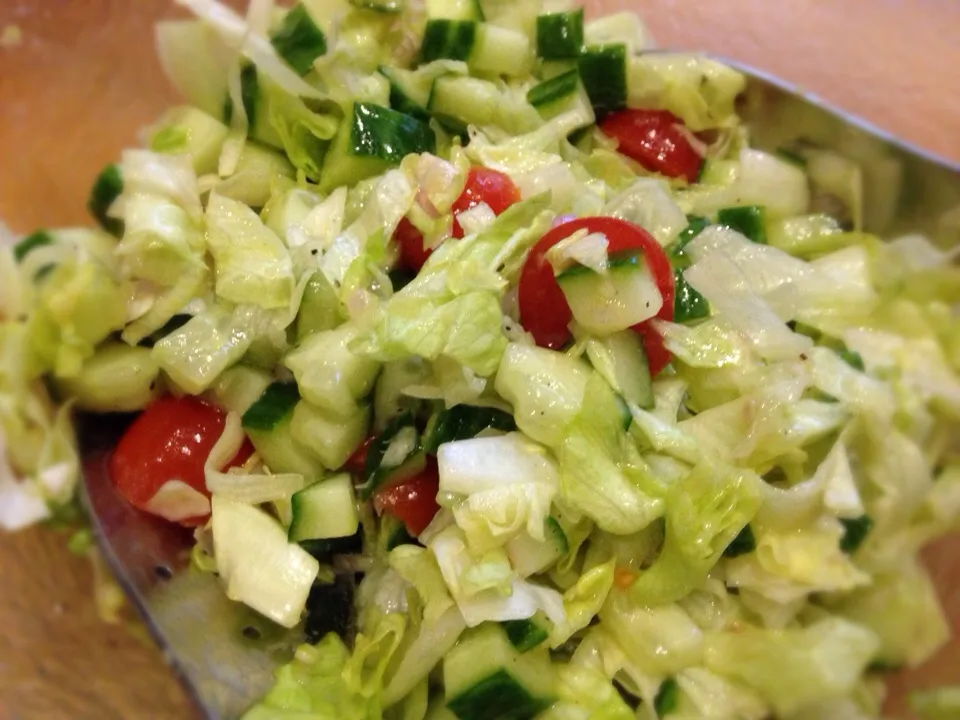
343 435 375 476
372 458 441 537
109 396 253 526
394 167 521 272
517 217 676 375
599 109 703 183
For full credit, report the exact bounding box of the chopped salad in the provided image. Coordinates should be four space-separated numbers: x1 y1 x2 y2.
1 0 959 718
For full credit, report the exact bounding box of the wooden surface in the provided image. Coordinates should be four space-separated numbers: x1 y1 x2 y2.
0 1 958 718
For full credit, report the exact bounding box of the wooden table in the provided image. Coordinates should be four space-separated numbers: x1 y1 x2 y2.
0 1 958 718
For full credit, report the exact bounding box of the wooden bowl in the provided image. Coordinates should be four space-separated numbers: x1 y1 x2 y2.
0 1 956 717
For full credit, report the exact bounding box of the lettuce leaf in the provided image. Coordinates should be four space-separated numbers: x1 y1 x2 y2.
703 618 879 716
629 461 761 606
205 193 295 309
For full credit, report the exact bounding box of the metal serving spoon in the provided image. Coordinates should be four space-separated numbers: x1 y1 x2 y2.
80 58 960 720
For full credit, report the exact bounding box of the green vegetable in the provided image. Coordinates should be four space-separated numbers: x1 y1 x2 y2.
716 205 767 244
270 3 328 76
242 382 301 432
535 10 584 60
654 677 679 716
673 270 710 324
13 230 54 264
87 164 124 236
577 44 627 112
838 514 873 554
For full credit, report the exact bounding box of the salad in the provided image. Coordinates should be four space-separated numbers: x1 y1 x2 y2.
2 0 959 718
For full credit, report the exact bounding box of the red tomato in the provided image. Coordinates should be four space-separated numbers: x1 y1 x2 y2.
109 396 252 526
394 167 521 272
599 109 704 183
517 217 676 375
343 435 375 476
372 459 441 537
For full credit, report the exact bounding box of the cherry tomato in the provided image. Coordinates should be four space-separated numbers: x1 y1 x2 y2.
518 217 676 375
394 167 521 272
372 459 441 537
599 109 704 183
343 435 375 476
109 396 253 526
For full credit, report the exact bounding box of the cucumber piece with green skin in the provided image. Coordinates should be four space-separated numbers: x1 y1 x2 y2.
380 65 433 120
428 75 541 135
148 105 230 175
300 530 363 561
296 271 343 342
319 103 435 191
654 676 680 716
444 624 557 720
88 163 124 236
668 215 710 261
501 612 551 653
360 414 427 499
526 69 595 128
213 365 273 415
423 405 516 454
469 23 533 77
290 401 370 470
556 252 664 335
54 343 161 413
583 330 654 410
380 514 417 551
839 514 873 554
242 382 301 432
13 230 54 264
248 417 324 478
373 357 429 431
535 9 584 60
504 517 568 578
577 43 627 113
426 0 483 20
420 19 477 63
289 474 360 542
673 270 710 324
270 2 328 76
717 205 767 244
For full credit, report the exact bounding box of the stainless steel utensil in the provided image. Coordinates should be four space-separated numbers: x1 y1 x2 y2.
81 58 960 720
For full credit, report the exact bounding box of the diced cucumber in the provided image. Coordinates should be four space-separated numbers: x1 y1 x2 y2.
426 0 484 21
668 215 710 260
504 517 568 578
380 65 432 120
494 343 591 447
583 330 653 409
428 75 541 134
212 365 273 415
535 9 584 60
839 514 873 554
373 357 430 431
290 401 370 470
717 205 767 244
289 474 360 542
87 163 124 236
501 613 551 653
421 19 478 63
212 496 319 628
423 405 516 454
319 103 435 191
577 43 627 113
556 252 663 335
242 382 301 432
360 415 427 498
13 230 53 264
654 676 680 716
296 271 343 342
444 624 557 720
722 523 755 558
526 69 595 128
673 269 710 324
247 417 324 478
214 141 296 209
147 105 229 175
285 323 381 419
270 2 328 76
380 514 416 551
54 343 161 413
469 23 533 77
300 531 363 561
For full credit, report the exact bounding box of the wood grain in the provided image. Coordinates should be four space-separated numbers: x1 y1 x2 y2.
0 1 957 718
